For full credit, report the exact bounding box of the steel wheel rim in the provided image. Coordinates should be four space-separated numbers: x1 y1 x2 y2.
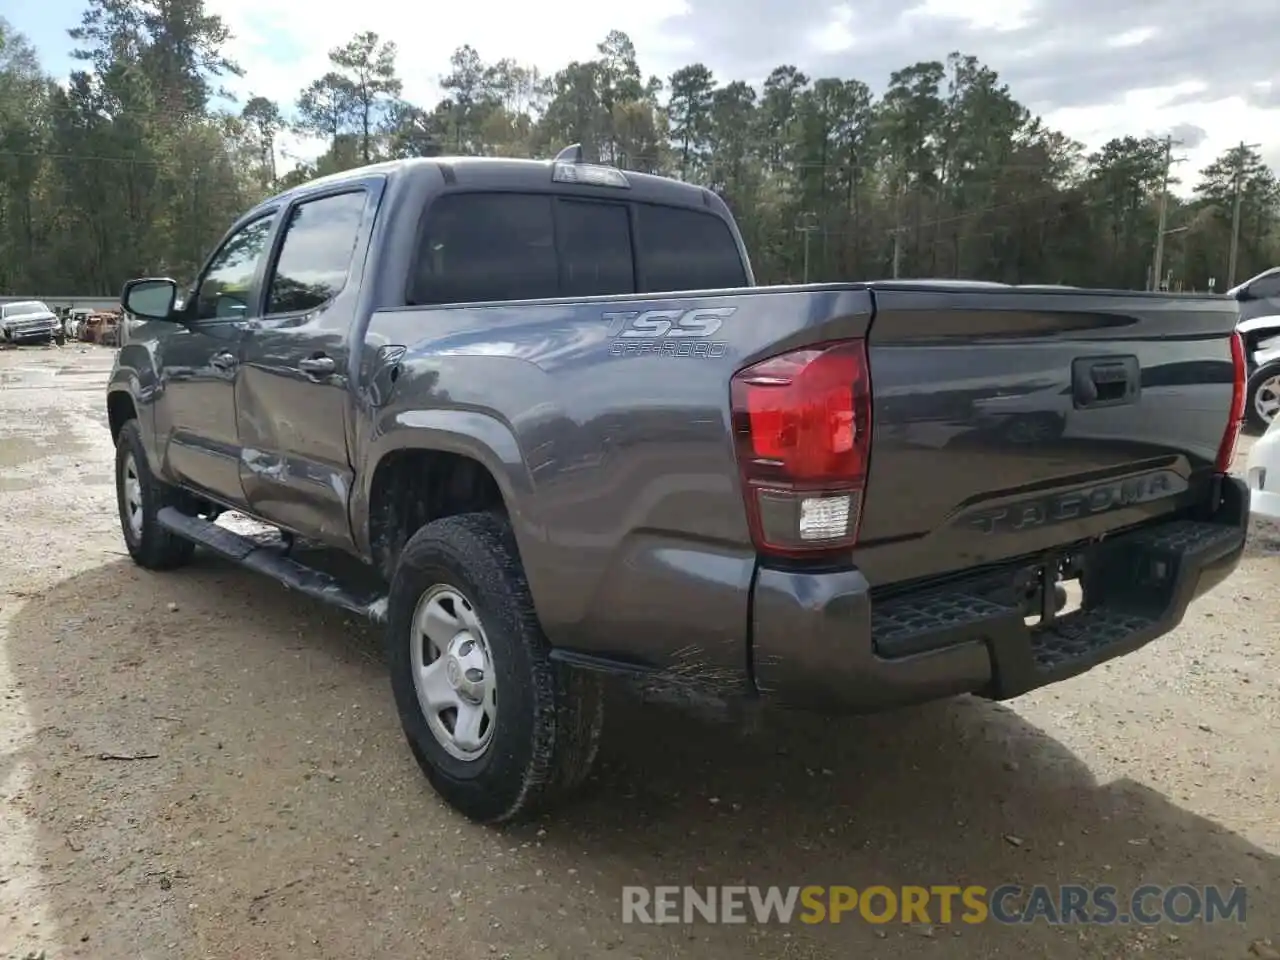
122 453 143 539
1255 375 1280 423
410 584 497 762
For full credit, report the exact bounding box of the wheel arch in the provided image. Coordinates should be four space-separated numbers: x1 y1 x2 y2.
355 409 544 590
107 389 138 442
1246 359 1280 431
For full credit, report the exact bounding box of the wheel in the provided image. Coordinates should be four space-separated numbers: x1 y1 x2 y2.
387 512 604 823
114 420 197 570
1246 362 1280 433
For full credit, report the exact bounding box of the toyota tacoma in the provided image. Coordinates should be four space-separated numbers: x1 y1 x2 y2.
107 148 1250 823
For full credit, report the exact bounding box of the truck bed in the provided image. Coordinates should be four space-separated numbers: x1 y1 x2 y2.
362 280 1243 697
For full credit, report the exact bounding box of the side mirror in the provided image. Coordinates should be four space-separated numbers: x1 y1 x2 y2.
121 278 179 321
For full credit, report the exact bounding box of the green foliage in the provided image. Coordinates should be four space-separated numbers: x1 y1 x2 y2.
1 5 1277 295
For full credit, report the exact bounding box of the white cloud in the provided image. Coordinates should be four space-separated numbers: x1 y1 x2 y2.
808 4 856 54
204 0 1279 187
904 0 1034 32
1106 25 1158 47
1044 86 1280 196
210 0 692 114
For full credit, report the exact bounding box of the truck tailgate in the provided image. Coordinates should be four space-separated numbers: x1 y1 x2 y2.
856 285 1241 587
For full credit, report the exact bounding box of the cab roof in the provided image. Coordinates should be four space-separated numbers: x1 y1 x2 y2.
251 156 721 218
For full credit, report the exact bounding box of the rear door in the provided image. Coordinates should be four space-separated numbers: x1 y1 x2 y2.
236 183 380 549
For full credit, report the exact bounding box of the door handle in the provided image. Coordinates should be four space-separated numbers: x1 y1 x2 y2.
1071 355 1139 409
210 351 237 371
298 355 337 377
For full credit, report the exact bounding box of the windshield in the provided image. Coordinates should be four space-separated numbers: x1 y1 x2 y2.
2 302 50 318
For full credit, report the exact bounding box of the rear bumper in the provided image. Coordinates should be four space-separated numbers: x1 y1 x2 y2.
751 477 1249 711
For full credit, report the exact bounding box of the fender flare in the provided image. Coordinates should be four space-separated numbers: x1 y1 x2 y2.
106 369 163 474
351 407 544 574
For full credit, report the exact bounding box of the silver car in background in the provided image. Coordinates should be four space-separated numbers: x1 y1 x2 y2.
0 300 58 344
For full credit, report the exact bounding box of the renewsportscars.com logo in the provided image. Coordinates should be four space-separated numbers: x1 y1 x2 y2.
621 884 1248 926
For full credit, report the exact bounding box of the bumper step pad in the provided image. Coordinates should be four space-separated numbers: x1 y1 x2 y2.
871 517 1247 699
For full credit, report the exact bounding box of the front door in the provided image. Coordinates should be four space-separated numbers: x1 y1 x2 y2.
158 213 277 505
236 186 376 549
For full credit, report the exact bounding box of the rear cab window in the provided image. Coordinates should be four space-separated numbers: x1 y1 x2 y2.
632 203 747 292
409 189 747 306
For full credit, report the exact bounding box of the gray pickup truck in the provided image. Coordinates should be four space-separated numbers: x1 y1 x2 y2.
109 148 1251 823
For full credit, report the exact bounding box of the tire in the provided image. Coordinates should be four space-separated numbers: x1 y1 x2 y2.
387 512 604 823
1246 362 1280 433
114 420 196 570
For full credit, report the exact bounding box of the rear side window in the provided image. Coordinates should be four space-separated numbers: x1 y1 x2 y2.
634 204 747 292
267 190 367 315
557 200 634 297
413 193 559 305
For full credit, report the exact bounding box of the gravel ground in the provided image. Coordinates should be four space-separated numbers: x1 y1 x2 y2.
1 344 1277 960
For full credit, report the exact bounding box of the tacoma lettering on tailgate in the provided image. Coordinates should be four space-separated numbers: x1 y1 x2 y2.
963 469 1186 536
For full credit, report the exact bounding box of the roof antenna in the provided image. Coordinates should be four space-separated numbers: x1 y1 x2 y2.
554 143 584 164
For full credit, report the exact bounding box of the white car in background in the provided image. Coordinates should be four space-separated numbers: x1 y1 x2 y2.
1237 313 1280 431
0 300 58 344
1247 413 1280 521
1246 340 1280 433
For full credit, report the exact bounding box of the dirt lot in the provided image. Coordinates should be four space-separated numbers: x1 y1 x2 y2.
1 344 1277 960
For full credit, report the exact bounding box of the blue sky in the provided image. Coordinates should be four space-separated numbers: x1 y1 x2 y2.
13 0 81 81
7 0 1279 188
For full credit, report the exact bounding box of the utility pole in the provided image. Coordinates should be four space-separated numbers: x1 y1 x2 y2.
1151 135 1185 290
891 185 904 279
794 212 818 283
1227 141 1261 289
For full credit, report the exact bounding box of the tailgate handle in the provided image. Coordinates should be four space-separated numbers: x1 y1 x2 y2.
1072 356 1139 409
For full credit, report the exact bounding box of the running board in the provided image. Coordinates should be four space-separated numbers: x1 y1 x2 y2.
155 507 389 623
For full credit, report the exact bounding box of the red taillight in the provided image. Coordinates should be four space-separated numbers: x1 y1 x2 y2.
730 340 872 556
1216 331 1247 473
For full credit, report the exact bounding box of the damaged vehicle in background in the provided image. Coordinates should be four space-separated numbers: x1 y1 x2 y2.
0 300 58 345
